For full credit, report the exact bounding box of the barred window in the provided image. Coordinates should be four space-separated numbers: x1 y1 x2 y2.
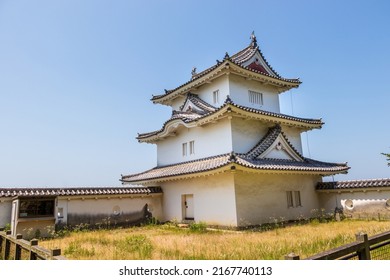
248 90 263 105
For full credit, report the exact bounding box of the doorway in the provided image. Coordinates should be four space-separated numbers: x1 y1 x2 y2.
182 194 194 220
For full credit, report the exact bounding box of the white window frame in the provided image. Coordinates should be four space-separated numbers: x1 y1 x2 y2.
248 90 263 105
213 90 219 104
182 142 188 156
189 140 195 155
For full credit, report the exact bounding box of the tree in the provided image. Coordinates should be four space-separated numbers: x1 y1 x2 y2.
382 152 390 166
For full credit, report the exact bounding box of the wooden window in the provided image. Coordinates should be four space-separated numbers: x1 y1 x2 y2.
189 141 195 155
287 191 302 208
182 142 188 156
19 198 55 218
294 191 302 207
248 90 263 105
286 191 294 208
213 90 219 104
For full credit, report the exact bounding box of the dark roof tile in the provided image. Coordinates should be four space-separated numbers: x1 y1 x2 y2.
0 186 162 198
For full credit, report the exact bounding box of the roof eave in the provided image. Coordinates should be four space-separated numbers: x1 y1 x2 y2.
151 61 301 106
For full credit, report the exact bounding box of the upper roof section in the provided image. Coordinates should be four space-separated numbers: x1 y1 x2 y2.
151 32 301 106
123 125 349 184
137 95 323 143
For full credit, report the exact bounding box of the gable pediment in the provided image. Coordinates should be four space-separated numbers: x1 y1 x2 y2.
258 134 303 162
246 125 305 162
242 52 276 77
179 93 216 115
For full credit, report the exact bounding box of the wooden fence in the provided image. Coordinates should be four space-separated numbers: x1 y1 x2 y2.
0 230 66 260
285 231 390 260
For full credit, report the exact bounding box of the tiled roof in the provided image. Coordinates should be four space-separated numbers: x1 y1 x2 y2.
124 125 349 183
225 97 323 127
245 124 305 161
151 34 300 104
121 154 232 183
121 153 349 183
137 96 323 142
230 44 280 78
236 157 348 173
0 186 162 198
181 93 217 113
317 178 390 190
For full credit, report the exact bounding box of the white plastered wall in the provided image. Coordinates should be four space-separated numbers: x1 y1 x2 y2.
57 195 163 226
231 118 269 154
169 75 229 111
319 190 390 219
281 126 303 155
234 172 321 226
160 172 238 226
157 118 232 166
229 75 280 113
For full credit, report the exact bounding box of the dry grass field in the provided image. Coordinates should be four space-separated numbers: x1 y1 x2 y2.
40 220 390 260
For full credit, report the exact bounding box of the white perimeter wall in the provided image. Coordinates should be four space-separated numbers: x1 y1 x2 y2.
160 173 238 226
234 172 321 226
57 195 163 225
157 118 232 166
0 199 12 227
319 190 390 218
229 75 280 113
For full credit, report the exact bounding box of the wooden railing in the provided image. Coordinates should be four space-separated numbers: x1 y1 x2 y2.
285 231 390 260
0 230 66 260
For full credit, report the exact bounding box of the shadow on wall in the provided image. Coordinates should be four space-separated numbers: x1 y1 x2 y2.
61 204 153 229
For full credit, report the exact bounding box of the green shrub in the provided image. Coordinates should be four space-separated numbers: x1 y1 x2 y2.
115 234 153 259
189 222 208 233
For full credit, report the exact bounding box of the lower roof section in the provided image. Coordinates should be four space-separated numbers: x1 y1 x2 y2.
121 152 349 184
317 178 390 191
0 186 162 198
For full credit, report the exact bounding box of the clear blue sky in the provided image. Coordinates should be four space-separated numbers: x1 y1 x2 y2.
1 0 389 187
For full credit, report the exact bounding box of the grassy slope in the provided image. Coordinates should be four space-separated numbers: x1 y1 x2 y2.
40 220 390 260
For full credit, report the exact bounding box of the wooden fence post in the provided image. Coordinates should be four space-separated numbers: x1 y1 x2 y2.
0 232 3 255
3 231 12 260
356 232 371 260
284 252 300 260
29 239 38 260
51 248 62 257
14 234 23 260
